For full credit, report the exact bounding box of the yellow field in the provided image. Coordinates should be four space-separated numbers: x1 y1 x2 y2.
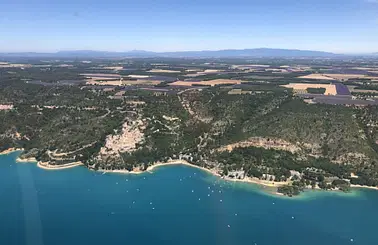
323 74 368 80
298 73 377 81
298 74 335 80
81 73 122 85
282 83 337 95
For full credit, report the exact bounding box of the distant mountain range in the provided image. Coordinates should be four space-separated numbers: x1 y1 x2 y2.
0 48 372 58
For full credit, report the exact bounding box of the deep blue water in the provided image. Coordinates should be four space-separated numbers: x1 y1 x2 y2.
1 152 378 245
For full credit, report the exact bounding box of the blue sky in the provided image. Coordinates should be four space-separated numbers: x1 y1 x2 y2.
0 0 378 53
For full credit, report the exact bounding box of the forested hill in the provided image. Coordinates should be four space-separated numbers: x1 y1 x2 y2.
1 80 378 195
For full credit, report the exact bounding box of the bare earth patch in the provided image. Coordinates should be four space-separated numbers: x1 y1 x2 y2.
216 137 301 153
0 104 14 110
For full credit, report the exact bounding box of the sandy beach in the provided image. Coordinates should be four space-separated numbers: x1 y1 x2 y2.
98 168 144 174
0 148 24 155
16 157 37 163
99 159 290 188
0 148 83 170
95 161 194 175
351 184 378 191
97 160 215 175
17 156 83 170
148 160 289 188
147 160 216 174
37 161 83 170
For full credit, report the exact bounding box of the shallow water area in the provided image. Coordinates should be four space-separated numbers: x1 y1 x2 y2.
1 152 377 245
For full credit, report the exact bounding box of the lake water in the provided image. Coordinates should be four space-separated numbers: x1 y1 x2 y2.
1 152 377 245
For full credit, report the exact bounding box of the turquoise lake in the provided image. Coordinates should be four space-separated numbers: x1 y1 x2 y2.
1 152 378 245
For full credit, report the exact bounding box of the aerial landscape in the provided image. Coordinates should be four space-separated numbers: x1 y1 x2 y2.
3 52 378 196
2 50 378 244
2 0 378 245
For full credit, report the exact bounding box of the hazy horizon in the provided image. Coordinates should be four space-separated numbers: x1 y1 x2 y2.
0 47 342 53
1 0 378 53
0 48 376 56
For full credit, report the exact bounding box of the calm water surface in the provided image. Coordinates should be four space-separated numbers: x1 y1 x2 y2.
1 152 377 245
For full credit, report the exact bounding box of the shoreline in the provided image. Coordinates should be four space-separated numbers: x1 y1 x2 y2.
16 156 83 170
96 160 211 175
16 157 37 163
0 148 84 170
98 159 290 189
0 148 24 155
37 161 84 170
147 160 290 191
350 184 378 191
2 148 378 193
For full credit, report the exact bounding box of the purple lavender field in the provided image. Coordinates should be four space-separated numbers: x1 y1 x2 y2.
334 83 351 95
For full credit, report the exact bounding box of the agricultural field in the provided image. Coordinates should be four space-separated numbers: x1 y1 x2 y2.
170 79 242 86
298 74 335 80
282 83 337 95
147 69 181 73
